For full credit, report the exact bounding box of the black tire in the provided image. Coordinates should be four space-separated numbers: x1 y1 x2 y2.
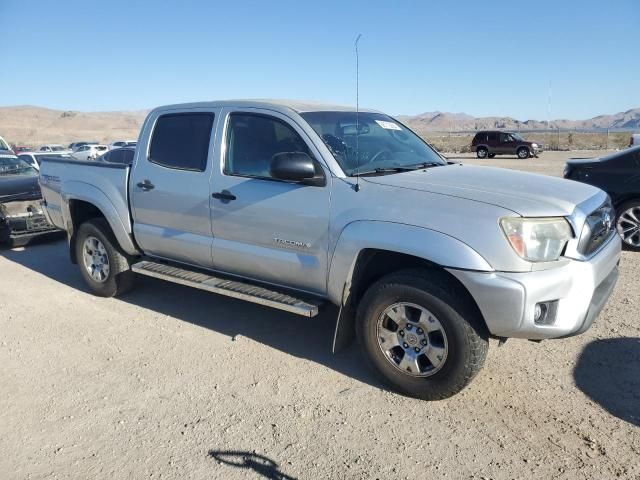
615 199 640 251
74 218 135 297
356 269 489 400
476 147 488 159
517 147 529 159
487 153 496 158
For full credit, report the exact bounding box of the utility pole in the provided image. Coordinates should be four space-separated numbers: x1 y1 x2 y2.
547 80 552 131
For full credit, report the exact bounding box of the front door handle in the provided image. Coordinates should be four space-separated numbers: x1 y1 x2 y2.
137 180 155 191
212 190 236 202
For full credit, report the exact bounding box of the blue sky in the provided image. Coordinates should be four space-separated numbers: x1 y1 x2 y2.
1 0 638 119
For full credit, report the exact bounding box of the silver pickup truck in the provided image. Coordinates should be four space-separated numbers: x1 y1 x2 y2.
39 100 621 400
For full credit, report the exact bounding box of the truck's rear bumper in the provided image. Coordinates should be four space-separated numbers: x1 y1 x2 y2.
447 233 621 339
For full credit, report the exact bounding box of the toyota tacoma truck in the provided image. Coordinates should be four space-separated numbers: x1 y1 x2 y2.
39 100 621 400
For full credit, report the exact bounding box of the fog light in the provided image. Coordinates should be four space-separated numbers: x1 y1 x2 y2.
534 301 559 325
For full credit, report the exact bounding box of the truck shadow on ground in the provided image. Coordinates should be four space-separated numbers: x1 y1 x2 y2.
573 337 640 427
1 239 379 390
208 450 297 480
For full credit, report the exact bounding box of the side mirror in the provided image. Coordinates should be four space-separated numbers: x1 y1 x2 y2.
270 152 316 182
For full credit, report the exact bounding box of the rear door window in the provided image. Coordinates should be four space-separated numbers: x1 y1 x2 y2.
149 113 214 171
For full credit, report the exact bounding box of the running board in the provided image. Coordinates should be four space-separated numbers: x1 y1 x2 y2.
131 260 321 317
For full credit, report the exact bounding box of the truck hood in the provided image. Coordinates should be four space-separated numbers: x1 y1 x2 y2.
0 174 42 202
362 164 601 216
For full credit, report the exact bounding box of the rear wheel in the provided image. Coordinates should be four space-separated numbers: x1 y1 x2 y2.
616 200 640 251
356 269 489 400
517 147 529 159
75 218 135 297
476 147 488 159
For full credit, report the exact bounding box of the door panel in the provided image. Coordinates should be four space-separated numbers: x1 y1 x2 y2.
210 109 330 294
130 108 220 267
497 132 514 154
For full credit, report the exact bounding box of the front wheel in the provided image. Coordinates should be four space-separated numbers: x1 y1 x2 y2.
517 147 529 159
356 269 489 400
616 200 640 251
75 218 135 297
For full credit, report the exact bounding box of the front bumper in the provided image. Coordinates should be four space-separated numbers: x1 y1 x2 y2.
447 233 621 340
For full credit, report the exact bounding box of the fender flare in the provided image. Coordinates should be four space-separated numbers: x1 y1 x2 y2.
327 221 493 352
61 181 139 256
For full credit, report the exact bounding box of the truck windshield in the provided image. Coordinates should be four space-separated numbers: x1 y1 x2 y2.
300 111 445 176
0 157 38 176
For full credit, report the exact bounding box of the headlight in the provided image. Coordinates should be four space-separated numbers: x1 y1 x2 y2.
500 217 573 262
532 143 538 148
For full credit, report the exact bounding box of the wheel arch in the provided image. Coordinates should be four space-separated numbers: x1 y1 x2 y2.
328 221 493 352
62 183 139 262
613 195 640 211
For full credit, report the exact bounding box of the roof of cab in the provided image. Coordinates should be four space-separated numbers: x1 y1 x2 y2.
152 99 381 115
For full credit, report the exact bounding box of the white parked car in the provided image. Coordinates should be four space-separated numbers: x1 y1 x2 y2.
72 144 108 161
18 151 74 170
630 134 640 147
108 140 137 150
39 144 67 152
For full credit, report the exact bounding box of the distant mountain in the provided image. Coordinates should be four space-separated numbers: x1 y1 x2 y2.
399 108 640 133
0 105 148 145
0 105 638 145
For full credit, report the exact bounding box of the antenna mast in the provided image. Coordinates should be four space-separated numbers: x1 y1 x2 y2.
354 33 362 192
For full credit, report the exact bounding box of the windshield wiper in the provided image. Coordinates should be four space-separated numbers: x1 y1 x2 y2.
350 166 417 177
405 161 444 170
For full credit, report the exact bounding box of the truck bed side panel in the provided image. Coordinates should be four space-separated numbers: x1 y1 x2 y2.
39 159 139 255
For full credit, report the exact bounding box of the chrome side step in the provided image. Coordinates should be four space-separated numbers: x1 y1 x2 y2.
131 260 321 317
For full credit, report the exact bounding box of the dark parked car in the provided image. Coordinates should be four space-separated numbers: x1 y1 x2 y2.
471 131 542 159
0 154 59 246
95 146 135 165
68 141 99 151
564 146 640 250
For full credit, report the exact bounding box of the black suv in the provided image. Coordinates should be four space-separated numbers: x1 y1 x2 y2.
471 131 542 159
564 146 640 250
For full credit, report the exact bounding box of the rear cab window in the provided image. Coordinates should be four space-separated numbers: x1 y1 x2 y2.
149 113 215 171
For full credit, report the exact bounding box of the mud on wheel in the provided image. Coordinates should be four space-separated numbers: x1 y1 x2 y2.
356 269 489 400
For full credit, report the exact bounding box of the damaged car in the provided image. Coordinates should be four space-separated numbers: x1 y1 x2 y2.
0 153 59 247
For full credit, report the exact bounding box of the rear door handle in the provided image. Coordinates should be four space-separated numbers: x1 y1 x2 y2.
137 180 155 191
212 190 236 202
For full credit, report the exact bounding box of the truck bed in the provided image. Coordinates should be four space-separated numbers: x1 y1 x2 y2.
39 158 133 239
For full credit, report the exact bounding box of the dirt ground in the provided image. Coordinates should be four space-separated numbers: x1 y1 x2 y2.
1 150 638 480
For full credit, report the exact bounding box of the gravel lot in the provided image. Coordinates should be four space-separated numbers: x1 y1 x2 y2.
1 150 638 480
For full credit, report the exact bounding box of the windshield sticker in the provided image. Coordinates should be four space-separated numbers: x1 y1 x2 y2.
375 120 402 131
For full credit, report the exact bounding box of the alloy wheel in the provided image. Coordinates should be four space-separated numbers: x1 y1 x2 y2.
617 206 640 247
376 302 448 377
82 236 110 283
